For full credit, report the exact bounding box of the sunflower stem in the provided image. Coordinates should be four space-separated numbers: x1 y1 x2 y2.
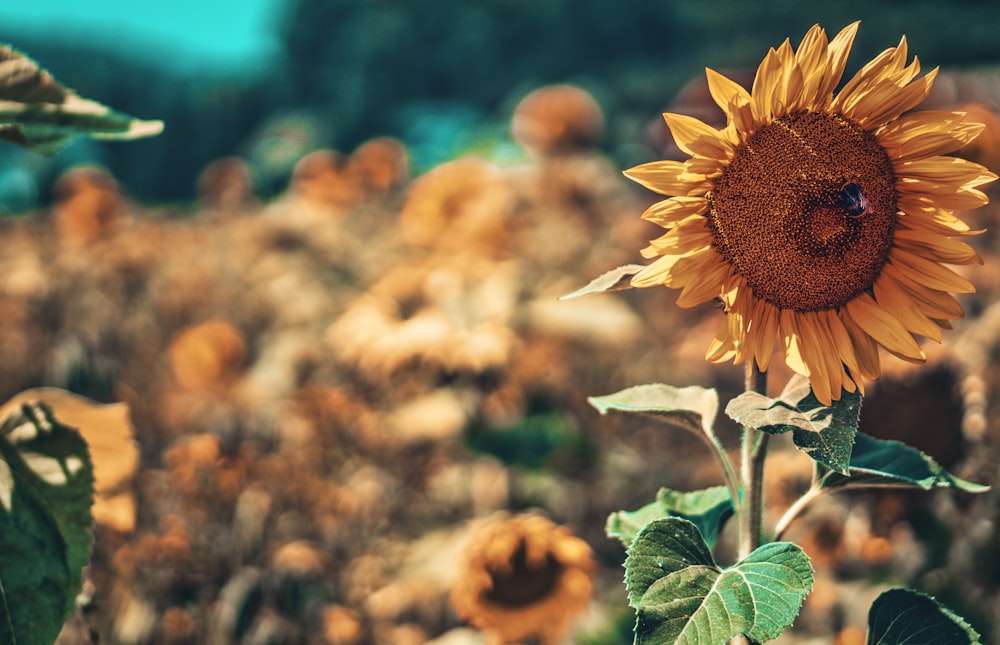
732 361 769 645
738 361 768 559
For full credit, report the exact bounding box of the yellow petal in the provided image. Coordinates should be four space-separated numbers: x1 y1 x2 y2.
872 272 943 342
770 38 797 116
795 24 829 79
896 155 997 188
893 228 982 266
640 196 709 228
705 68 751 115
624 160 709 196
844 292 925 361
839 306 882 381
847 68 938 129
631 253 683 287
880 261 965 319
726 279 759 364
724 94 755 141
662 112 734 160
675 255 732 308
878 110 986 160
779 309 809 377
749 299 779 372
815 21 859 105
897 186 991 212
642 215 715 256
683 156 725 181
823 309 862 384
751 46 783 125
795 311 837 404
897 208 978 237
793 26 829 110
888 248 975 293
706 321 737 363
834 43 903 108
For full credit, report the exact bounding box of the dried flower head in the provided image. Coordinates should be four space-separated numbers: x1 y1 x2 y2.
450 513 594 644
627 23 996 403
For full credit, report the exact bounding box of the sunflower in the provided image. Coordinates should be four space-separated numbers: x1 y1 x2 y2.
626 22 996 404
450 512 595 645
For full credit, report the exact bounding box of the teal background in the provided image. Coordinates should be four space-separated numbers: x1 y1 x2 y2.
1 0 999 207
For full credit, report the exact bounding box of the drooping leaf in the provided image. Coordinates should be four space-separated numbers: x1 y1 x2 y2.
867 588 982 644
607 486 734 550
726 375 859 474
0 388 140 533
0 401 95 644
561 264 644 299
625 517 814 645
820 432 988 493
0 44 163 153
589 384 719 437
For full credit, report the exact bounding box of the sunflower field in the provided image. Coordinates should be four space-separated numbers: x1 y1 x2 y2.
2 2 1000 645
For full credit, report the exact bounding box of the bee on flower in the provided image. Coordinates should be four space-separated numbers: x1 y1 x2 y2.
626 22 996 404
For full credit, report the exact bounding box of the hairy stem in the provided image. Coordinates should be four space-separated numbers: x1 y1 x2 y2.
738 361 768 559
733 362 769 645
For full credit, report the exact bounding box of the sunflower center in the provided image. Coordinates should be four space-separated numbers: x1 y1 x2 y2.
483 539 564 608
707 111 896 312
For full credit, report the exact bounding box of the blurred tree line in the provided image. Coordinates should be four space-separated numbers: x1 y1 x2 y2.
2 0 1000 207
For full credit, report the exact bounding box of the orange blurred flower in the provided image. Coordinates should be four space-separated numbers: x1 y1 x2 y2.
167 319 247 391
512 84 605 156
450 513 594 644
399 156 514 254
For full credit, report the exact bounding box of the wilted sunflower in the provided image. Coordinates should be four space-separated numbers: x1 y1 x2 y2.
627 22 996 404
450 513 594 645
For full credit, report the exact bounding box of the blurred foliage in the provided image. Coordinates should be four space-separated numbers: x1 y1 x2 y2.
465 410 594 472
3 0 1000 207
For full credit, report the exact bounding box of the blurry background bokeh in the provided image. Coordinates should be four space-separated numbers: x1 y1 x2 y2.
2 1 1000 644
2 0 1000 209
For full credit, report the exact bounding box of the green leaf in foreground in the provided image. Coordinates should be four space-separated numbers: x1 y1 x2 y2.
726 374 859 474
589 384 719 437
0 44 163 153
625 517 813 645
0 401 95 645
820 432 988 492
607 486 734 550
867 588 982 644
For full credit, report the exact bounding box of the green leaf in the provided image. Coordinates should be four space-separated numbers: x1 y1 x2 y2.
0 45 163 153
820 432 988 492
726 375 859 474
0 401 95 645
607 486 734 550
625 517 813 645
867 588 982 644
561 264 644 299
589 384 719 437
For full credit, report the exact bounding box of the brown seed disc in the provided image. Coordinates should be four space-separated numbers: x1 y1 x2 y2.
707 111 896 312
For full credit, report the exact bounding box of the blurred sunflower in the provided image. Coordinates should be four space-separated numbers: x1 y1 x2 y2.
627 22 996 404
450 513 594 645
